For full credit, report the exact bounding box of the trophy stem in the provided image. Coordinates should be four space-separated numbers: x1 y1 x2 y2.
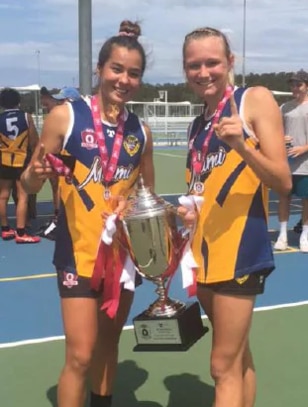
144 276 185 318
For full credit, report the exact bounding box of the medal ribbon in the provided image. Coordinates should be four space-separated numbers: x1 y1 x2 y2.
45 153 72 182
191 86 233 176
90 95 125 185
90 96 128 318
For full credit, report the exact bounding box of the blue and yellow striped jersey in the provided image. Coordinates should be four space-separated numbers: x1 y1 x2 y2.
53 99 146 278
186 87 274 284
0 109 29 167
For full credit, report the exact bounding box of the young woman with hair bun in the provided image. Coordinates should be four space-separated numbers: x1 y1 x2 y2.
22 20 154 407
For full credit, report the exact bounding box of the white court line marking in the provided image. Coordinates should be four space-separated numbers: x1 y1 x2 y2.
1 301 308 349
0 273 56 283
154 152 186 158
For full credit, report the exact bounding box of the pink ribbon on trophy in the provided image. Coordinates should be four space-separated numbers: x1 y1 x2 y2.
91 214 136 318
177 194 204 297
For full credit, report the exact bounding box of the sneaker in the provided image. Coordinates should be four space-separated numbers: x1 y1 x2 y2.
293 219 303 234
274 235 288 251
15 233 41 244
299 234 308 253
1 228 15 240
37 219 57 241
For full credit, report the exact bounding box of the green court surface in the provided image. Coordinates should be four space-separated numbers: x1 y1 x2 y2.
2 147 308 407
1 306 307 407
34 149 188 203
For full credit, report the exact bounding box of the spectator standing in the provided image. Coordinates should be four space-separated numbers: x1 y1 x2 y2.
274 70 308 252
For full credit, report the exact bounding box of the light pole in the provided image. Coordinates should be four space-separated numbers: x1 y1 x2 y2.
242 0 247 87
35 49 41 86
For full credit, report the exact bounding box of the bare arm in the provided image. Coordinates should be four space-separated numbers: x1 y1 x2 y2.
240 86 292 195
21 104 70 194
214 87 292 196
139 123 155 191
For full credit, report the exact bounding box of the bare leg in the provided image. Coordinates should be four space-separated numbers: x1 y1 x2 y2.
302 199 308 225
242 343 256 407
197 286 255 407
277 195 291 223
90 290 134 395
0 179 12 226
274 195 291 249
299 198 308 251
57 298 98 407
15 180 28 229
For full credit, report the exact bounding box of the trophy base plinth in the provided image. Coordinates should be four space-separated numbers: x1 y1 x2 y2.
133 301 208 352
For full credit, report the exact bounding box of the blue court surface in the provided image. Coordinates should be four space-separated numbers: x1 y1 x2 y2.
1 193 308 407
0 194 307 345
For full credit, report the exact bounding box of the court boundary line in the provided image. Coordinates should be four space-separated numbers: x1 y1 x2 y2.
1 300 308 349
0 273 56 283
154 152 186 158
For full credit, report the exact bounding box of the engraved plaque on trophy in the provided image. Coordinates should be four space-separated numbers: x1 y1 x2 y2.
123 176 208 351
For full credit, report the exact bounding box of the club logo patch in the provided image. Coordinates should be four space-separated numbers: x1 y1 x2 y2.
81 129 98 150
62 272 79 288
123 135 140 156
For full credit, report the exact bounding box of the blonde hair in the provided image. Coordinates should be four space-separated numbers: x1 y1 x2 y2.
183 27 234 85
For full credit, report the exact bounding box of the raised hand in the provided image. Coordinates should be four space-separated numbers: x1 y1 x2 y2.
29 144 54 181
213 92 245 151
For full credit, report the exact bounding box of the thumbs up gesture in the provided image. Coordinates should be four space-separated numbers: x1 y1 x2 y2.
213 93 245 151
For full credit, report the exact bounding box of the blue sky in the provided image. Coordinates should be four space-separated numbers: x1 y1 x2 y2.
0 0 307 88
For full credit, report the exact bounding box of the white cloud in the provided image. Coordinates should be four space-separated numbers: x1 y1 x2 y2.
0 0 307 87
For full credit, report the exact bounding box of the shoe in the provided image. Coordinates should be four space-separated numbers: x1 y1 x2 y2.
274 235 288 251
299 234 308 253
1 228 15 240
15 233 41 244
37 219 57 241
293 219 303 234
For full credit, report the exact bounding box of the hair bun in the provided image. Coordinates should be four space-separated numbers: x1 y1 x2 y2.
118 20 141 39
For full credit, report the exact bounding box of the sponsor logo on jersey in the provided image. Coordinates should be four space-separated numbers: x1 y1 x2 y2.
81 129 98 150
235 275 249 285
62 272 78 288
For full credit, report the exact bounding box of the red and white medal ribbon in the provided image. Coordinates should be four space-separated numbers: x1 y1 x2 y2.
45 153 72 183
178 194 204 296
90 95 125 200
190 86 233 194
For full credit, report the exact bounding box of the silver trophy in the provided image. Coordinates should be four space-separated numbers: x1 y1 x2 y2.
123 175 207 351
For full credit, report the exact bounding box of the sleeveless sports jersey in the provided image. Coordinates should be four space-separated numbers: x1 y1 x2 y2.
53 98 147 278
186 87 274 284
0 109 29 167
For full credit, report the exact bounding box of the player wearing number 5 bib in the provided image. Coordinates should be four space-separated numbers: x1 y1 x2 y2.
0 88 40 243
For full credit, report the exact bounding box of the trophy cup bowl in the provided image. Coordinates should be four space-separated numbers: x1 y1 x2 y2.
122 176 208 351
